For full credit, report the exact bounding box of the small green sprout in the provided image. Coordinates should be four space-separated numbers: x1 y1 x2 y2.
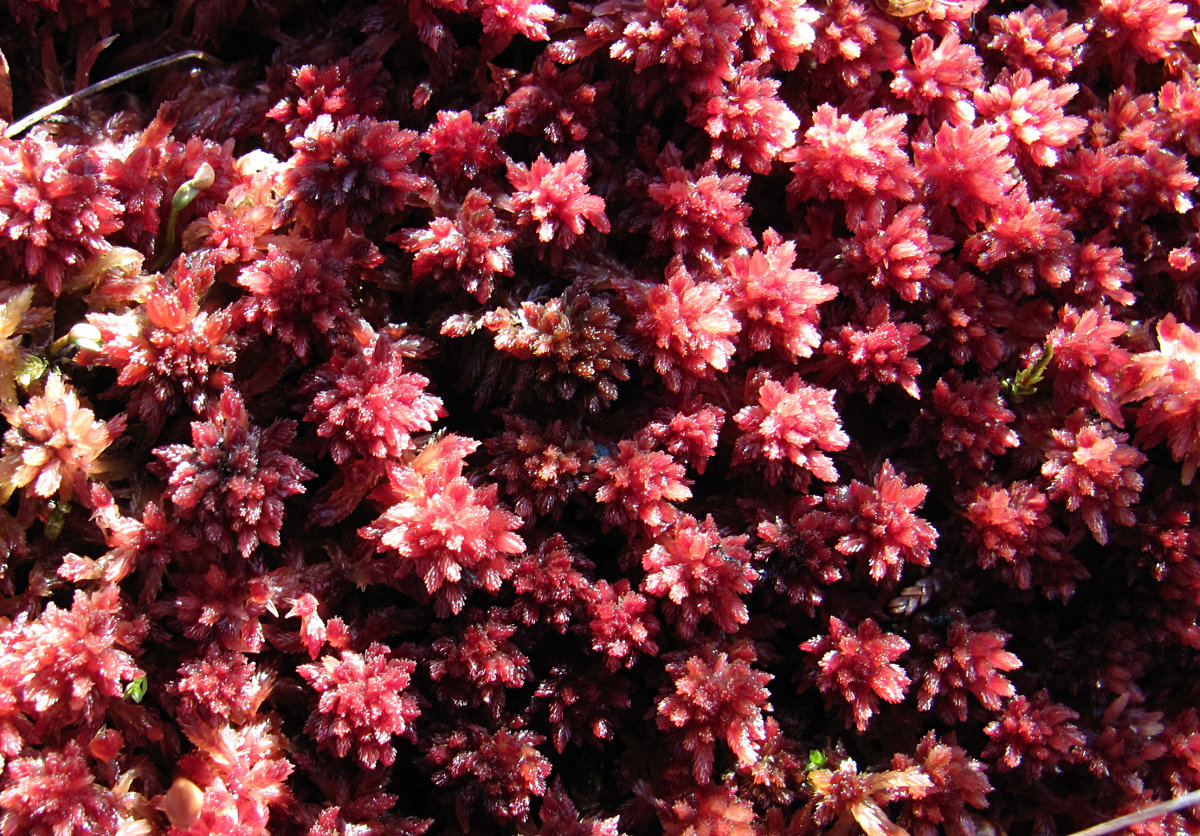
1004 343 1054 401
150 161 216 271
48 322 104 357
16 354 46 389
44 500 71 540
124 675 148 704
806 749 828 772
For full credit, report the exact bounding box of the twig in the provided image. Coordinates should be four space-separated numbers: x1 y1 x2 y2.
4 50 218 139
1065 789 1200 836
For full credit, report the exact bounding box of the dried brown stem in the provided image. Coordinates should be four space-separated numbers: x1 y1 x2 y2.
1066 789 1200 836
4 50 218 139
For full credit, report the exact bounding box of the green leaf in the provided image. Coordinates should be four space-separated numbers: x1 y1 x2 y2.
1004 344 1054 401
124 675 147 704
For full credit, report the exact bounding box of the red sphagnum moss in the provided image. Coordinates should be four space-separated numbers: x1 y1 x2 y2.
0 0 1196 833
